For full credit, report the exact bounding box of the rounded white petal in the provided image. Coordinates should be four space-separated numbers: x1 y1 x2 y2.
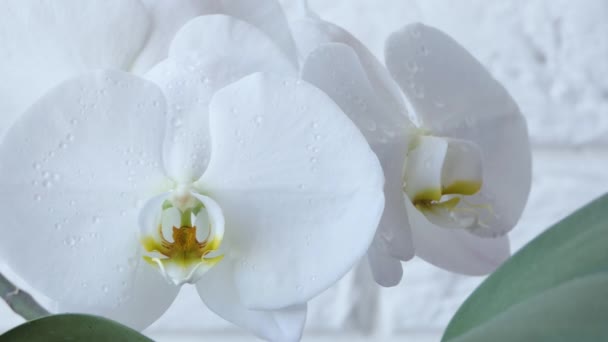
0 70 177 328
146 15 296 182
135 0 298 70
302 43 414 262
0 0 151 139
197 262 307 342
367 242 403 287
386 23 532 237
405 200 511 275
197 73 385 309
291 17 406 117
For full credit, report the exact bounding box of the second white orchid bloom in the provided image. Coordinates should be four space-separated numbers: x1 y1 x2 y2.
296 14 532 286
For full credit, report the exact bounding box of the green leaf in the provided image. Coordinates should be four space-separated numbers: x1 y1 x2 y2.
0 314 154 342
442 193 608 342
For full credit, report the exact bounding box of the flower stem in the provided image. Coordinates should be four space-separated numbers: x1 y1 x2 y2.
0 272 49 320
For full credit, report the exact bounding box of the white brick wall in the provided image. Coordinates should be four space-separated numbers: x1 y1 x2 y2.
2 1 608 341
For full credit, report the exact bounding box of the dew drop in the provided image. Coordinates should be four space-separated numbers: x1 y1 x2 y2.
70 118 78 126
255 116 263 125
66 133 75 142
366 119 377 132
64 236 77 247
310 157 318 164
465 116 475 126
42 171 51 179
171 117 183 128
32 162 42 170
420 45 430 56
414 86 425 99
407 61 419 73
42 180 52 188
102 285 109 293
92 216 101 224
34 194 42 201
54 223 62 230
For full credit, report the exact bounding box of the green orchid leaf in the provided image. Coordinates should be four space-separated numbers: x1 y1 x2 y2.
0 314 153 342
442 193 608 342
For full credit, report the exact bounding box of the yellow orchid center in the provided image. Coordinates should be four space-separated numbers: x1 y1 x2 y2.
404 135 489 229
141 194 224 285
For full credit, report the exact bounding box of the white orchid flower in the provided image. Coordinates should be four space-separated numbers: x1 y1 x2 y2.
291 6 532 286
0 2 386 341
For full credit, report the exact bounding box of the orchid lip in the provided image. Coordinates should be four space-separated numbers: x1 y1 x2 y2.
140 190 225 285
403 134 489 230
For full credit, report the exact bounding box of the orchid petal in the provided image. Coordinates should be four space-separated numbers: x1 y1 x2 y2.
197 73 384 310
405 200 511 275
290 17 406 117
197 262 306 342
367 241 403 287
0 70 177 328
302 43 414 262
386 23 531 237
135 0 298 70
146 15 296 182
0 0 150 139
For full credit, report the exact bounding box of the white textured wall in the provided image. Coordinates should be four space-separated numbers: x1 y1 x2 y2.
2 1 608 341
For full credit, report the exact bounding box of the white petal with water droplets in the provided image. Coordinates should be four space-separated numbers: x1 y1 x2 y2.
197 73 384 310
302 42 414 262
146 15 296 182
197 262 307 341
0 70 176 328
0 0 150 140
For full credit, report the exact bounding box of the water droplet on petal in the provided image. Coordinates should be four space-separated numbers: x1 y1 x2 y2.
171 117 183 128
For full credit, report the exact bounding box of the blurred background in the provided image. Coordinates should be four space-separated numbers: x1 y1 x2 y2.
2 0 607 340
